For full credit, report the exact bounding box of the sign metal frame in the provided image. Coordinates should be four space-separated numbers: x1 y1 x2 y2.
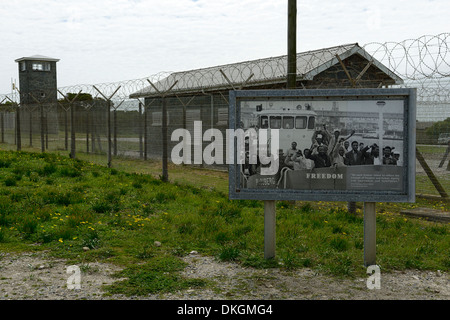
228 88 416 203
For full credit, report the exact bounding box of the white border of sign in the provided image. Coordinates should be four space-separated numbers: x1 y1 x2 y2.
228 88 416 203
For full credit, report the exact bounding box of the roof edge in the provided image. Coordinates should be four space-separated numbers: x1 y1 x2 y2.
303 44 404 85
15 55 60 63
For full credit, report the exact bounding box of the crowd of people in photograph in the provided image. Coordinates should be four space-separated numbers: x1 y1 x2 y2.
241 124 401 177
282 124 400 171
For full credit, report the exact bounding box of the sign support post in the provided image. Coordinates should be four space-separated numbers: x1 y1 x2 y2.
364 202 376 266
264 200 276 259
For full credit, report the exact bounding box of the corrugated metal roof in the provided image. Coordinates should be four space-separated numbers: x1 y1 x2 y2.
130 43 403 98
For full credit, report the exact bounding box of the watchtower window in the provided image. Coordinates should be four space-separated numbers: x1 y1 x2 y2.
32 62 51 71
20 61 26 71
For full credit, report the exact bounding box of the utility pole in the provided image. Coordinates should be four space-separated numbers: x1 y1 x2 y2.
287 0 297 89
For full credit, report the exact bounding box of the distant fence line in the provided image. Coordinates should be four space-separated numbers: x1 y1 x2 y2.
2 34 450 119
0 33 449 199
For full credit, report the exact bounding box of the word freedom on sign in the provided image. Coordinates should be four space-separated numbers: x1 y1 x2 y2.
171 121 279 175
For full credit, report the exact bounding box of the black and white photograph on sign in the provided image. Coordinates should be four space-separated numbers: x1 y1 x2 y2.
238 97 406 193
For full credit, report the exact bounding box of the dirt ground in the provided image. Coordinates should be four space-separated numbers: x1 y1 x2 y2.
0 251 448 300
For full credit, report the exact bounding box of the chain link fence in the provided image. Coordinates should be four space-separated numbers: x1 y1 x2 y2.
1 34 449 199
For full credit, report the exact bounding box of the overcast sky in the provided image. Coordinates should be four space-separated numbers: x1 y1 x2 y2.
1 0 449 94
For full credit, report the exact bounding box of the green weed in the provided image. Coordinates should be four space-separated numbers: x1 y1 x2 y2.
105 255 206 296
218 246 240 261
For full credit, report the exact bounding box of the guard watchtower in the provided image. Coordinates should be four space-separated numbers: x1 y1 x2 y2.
14 55 59 105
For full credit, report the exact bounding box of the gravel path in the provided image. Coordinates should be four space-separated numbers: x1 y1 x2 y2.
0 251 448 300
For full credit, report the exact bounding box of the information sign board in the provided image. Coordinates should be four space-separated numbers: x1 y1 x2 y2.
228 88 416 202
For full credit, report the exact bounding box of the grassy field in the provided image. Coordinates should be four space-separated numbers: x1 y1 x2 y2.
0 147 449 297
3 142 449 197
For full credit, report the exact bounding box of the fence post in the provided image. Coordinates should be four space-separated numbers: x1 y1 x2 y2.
16 103 21 151
139 101 143 159
86 106 90 153
113 108 117 157
107 100 112 167
70 102 75 158
65 108 68 150
40 104 45 152
29 106 33 147
58 90 82 158
162 97 168 181
93 85 121 168
110 100 123 161
45 110 48 150
1 111 4 143
144 103 148 160
147 79 178 181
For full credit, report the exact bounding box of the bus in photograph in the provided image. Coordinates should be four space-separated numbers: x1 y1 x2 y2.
257 106 317 154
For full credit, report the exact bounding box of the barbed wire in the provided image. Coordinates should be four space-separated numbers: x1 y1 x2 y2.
363 33 450 80
1 33 449 120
